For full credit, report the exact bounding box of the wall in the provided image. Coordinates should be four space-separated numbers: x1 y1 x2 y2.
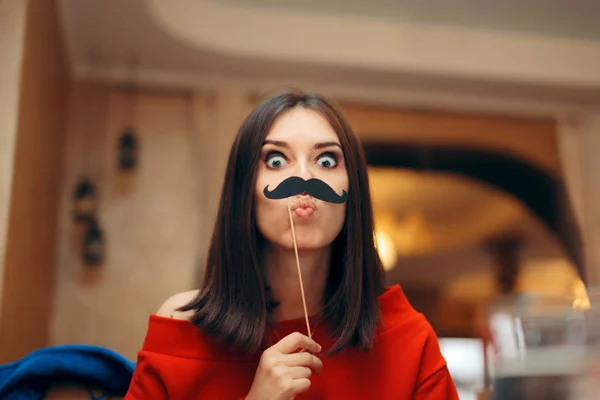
0 0 70 362
558 113 600 285
50 85 252 358
191 91 254 274
340 103 559 176
0 0 27 320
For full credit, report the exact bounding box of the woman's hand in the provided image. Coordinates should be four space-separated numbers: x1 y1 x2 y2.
245 332 323 400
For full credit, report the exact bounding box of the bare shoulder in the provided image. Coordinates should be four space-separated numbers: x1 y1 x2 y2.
156 290 199 320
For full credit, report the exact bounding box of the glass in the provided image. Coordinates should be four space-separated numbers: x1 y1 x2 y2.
573 286 600 399
484 292 587 400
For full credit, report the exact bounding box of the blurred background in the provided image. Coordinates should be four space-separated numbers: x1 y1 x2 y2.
1 1 600 398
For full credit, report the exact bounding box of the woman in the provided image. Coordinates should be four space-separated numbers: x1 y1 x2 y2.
125 92 458 399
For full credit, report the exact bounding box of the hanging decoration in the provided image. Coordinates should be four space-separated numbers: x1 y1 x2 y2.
117 53 140 172
72 47 107 267
72 177 97 222
83 218 104 265
117 126 138 171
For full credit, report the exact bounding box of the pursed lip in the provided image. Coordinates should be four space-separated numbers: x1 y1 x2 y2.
290 196 317 211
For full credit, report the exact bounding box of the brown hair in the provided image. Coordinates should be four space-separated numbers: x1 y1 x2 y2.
179 91 384 354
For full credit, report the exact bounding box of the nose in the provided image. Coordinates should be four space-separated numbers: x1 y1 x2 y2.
296 159 313 181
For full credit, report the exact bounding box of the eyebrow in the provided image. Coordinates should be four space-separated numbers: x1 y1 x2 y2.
263 140 342 150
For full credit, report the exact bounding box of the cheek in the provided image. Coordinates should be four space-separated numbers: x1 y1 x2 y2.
332 169 349 192
255 172 265 197
330 204 347 232
254 192 285 240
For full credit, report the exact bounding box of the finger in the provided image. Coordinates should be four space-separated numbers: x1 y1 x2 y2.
274 332 322 354
288 378 311 395
284 352 323 374
287 366 312 379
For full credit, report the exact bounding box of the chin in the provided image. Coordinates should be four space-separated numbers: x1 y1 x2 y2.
293 241 329 251
288 232 336 251
262 232 330 251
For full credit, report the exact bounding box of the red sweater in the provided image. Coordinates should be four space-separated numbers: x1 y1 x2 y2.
125 285 459 399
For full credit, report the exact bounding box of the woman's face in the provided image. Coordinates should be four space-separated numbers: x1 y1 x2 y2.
255 107 349 250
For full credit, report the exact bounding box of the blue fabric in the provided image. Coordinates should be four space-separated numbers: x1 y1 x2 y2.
0 344 135 400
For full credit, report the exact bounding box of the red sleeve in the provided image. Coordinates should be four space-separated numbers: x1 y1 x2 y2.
412 322 460 400
123 315 257 399
124 353 249 400
124 352 168 400
412 365 459 400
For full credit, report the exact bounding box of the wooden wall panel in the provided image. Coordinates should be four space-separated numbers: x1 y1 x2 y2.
340 102 559 175
0 0 27 320
0 0 70 362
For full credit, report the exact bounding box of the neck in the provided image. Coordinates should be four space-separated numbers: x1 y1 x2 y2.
263 244 331 322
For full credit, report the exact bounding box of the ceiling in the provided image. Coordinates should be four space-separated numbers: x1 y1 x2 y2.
58 0 600 112
222 0 600 41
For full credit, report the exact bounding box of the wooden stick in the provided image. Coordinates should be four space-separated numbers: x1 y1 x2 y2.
287 201 312 338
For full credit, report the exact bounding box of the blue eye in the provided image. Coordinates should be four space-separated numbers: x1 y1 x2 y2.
266 154 287 169
317 154 337 168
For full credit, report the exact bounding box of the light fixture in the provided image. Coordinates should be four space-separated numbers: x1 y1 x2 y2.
375 230 397 271
72 176 97 222
83 218 104 265
117 126 138 171
572 279 590 310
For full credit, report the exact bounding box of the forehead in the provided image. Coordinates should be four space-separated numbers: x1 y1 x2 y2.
265 108 340 144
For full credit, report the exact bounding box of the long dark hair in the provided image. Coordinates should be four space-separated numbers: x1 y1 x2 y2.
179 91 385 354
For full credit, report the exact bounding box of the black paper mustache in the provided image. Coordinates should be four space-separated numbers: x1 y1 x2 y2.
263 176 348 204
